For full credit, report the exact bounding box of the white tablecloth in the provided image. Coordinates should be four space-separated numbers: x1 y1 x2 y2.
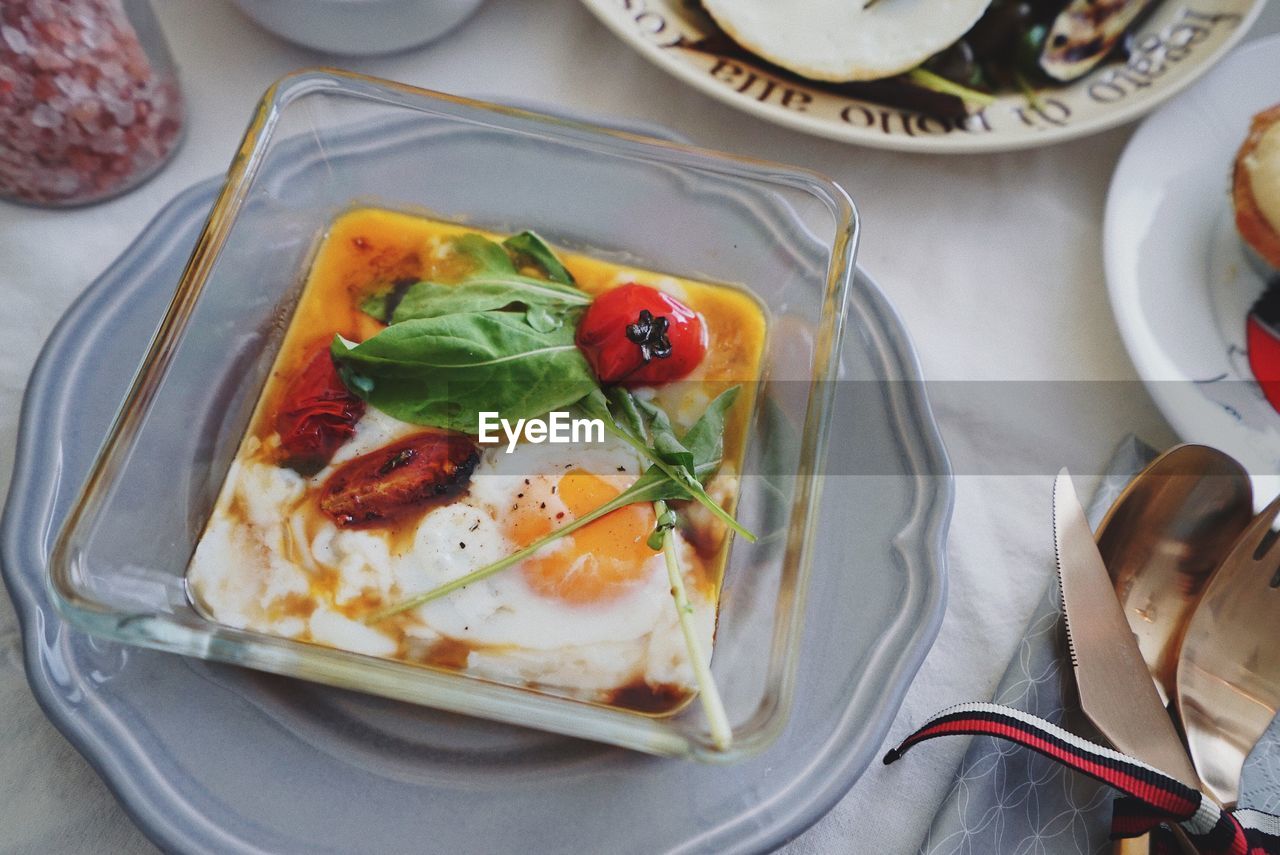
2 2 1278 852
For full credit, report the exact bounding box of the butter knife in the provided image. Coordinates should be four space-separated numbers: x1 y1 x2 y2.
1054 469 1200 789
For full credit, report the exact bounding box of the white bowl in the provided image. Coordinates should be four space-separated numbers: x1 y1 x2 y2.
231 0 485 55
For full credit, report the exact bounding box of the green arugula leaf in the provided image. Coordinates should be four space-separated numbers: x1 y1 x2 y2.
578 387 747 530
609 388 753 541
605 387 650 442
674 387 739 481
634 396 695 474
331 311 597 432
503 231 575 285
575 388 614 427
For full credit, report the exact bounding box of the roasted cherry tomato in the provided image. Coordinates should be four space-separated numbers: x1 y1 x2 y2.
275 342 366 475
319 430 479 527
575 283 707 386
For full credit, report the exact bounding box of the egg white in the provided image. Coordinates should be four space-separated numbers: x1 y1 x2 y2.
187 414 716 701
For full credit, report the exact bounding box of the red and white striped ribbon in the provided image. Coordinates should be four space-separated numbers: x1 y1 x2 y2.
884 702 1280 855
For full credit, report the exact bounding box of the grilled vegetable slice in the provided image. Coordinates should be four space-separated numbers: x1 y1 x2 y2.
1040 0 1156 82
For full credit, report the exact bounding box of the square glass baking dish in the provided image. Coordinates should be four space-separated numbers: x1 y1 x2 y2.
48 69 857 761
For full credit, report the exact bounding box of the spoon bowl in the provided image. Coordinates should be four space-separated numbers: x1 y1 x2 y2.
1095 444 1254 705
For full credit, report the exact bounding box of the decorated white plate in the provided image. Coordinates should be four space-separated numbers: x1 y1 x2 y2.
1105 34 1280 474
581 0 1263 153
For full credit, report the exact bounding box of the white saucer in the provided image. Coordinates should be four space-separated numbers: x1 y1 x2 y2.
1105 34 1280 475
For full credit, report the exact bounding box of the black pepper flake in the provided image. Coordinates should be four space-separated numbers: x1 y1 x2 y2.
540 502 546 509
551 485 557 494
469 520 480 532
617 465 626 472
524 479 530 485
459 542 466 549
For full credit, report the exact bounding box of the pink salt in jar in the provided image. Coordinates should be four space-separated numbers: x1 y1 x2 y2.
0 0 184 207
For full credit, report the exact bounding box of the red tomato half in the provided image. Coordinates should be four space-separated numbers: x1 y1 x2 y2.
275 342 366 474
575 283 707 386
318 430 479 527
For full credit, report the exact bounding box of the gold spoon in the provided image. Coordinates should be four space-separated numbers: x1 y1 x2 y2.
1095 444 1252 855
1176 492 1280 807
1095 444 1254 705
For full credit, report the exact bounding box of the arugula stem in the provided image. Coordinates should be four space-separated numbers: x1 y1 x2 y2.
655 499 732 751
601 420 757 543
365 491 635 624
907 68 998 108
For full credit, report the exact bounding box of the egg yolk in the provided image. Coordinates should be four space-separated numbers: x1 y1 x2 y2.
512 469 658 604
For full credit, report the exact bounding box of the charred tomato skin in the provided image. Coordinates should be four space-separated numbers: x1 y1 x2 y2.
576 283 707 386
319 430 480 527
276 342 366 475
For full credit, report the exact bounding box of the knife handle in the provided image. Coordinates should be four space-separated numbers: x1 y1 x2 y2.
1113 828 1198 855
1114 836 1149 855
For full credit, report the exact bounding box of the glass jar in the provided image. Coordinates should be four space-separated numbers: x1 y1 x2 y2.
0 0 184 207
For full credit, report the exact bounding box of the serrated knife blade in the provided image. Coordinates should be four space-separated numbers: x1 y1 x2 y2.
1054 469 1199 789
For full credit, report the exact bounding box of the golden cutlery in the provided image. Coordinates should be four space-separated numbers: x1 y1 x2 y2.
1094 445 1253 855
1095 444 1254 705
1176 492 1280 807
1054 470 1200 787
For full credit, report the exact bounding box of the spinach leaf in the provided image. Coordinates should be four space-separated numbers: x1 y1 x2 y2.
503 231 576 285
387 280 586 325
447 233 582 296
360 291 393 324
330 311 598 433
524 303 565 333
455 232 514 274
360 232 587 326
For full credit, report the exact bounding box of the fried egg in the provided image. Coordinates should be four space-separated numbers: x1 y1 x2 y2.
188 417 715 704
701 0 993 83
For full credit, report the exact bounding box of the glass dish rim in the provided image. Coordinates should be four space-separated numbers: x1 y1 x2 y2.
45 67 860 760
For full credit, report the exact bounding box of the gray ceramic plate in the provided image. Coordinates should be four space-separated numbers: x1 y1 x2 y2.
1 123 952 854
